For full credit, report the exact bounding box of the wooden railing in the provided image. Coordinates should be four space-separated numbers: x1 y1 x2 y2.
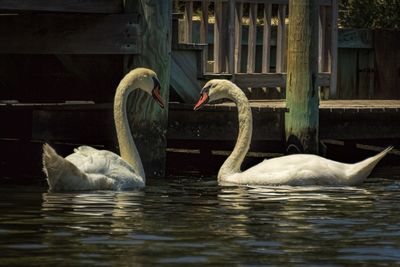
175 0 338 94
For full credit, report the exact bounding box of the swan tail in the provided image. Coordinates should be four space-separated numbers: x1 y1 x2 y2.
42 143 87 191
347 146 393 185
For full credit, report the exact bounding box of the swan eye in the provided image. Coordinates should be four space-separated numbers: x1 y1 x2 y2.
201 84 211 94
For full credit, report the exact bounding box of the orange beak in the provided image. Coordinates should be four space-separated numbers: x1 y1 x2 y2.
193 92 209 111
152 86 164 108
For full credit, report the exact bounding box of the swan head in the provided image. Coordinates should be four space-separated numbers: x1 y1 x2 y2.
129 68 164 108
194 79 236 110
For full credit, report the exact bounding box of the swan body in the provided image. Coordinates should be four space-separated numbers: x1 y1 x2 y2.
43 68 164 191
194 79 392 186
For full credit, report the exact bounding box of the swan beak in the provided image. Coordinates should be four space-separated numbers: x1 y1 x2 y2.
193 92 209 111
152 86 165 109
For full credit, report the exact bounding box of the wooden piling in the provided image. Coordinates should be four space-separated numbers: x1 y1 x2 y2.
285 0 319 154
124 0 172 177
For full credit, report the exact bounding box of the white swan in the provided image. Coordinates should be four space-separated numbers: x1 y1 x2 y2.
194 79 393 186
42 68 164 191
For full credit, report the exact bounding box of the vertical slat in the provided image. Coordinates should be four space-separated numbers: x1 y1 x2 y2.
276 4 286 73
318 6 326 72
234 2 243 73
368 49 374 99
123 0 137 74
214 0 223 73
228 0 236 74
200 0 209 43
330 0 338 97
183 0 193 43
247 3 257 73
262 3 272 73
200 0 209 73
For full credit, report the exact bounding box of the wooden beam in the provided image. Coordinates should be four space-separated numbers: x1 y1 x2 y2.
200 1 209 43
1 100 399 143
168 104 284 141
262 4 272 73
234 2 243 73
234 73 330 88
0 0 122 13
0 14 140 54
285 0 319 154
318 6 326 72
183 1 193 43
178 0 331 5
247 3 258 73
200 0 209 73
228 0 236 74
276 4 287 73
329 0 339 97
127 0 172 177
338 29 373 49
214 0 223 73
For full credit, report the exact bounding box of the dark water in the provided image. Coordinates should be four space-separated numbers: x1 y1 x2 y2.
1 175 400 266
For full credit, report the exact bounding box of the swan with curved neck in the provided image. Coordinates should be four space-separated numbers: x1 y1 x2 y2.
194 79 392 186
42 68 164 191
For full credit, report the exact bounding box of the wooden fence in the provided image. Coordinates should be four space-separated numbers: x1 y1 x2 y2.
175 0 338 94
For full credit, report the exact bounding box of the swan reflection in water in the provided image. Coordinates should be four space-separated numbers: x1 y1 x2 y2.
41 191 145 234
40 191 148 266
216 185 376 259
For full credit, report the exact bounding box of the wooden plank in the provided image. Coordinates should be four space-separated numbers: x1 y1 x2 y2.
0 14 140 54
247 3 258 73
200 0 209 73
329 0 338 97
234 73 330 88
228 0 236 74
168 106 284 141
213 0 223 73
168 100 400 141
276 4 286 73
179 0 332 5
318 6 326 72
1 100 399 143
32 109 115 143
262 4 272 73
183 1 194 43
128 0 172 177
234 2 243 73
374 29 400 99
357 49 374 99
368 48 375 98
338 29 373 49
0 0 122 13
200 1 209 43
320 110 400 140
337 48 357 99
178 0 331 5
171 50 202 103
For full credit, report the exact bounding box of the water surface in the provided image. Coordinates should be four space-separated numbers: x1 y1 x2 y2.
1 174 400 266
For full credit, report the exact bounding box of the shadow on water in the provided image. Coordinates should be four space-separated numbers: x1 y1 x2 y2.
0 168 400 266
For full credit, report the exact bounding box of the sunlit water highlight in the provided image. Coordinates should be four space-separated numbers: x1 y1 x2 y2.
1 175 400 266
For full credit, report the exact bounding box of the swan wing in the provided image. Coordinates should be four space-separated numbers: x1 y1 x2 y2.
231 154 350 185
66 148 144 189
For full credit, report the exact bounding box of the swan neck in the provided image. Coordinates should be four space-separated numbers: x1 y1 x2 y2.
114 76 145 179
218 88 252 181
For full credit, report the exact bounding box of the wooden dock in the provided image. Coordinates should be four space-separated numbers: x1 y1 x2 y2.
1 99 399 180
169 100 400 141
0 1 399 180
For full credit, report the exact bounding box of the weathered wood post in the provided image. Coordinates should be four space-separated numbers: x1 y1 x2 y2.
124 0 172 177
285 0 319 154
